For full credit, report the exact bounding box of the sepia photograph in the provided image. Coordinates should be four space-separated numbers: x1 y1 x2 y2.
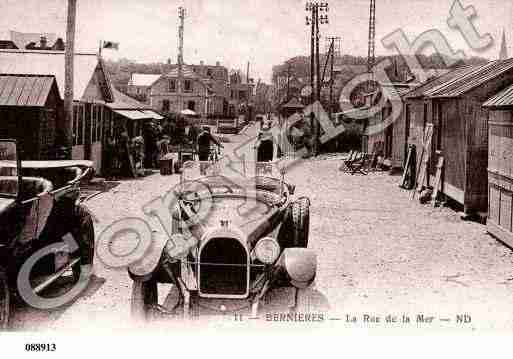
0 0 512 356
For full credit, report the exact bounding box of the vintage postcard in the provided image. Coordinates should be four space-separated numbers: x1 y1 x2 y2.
0 0 512 356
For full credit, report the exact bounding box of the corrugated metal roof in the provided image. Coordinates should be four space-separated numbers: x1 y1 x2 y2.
426 58 513 98
129 73 161 87
0 74 56 107
404 64 479 99
483 84 513 108
0 49 99 101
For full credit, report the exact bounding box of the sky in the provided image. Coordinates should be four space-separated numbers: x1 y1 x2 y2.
1 0 512 82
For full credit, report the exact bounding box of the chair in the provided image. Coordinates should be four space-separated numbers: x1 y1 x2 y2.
349 153 370 175
339 150 359 172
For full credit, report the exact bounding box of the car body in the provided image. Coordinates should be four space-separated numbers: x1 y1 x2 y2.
0 139 95 329
128 160 316 320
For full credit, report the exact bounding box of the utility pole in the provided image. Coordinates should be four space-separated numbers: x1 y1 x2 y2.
367 0 376 90
177 6 186 113
306 2 329 156
326 36 341 119
286 62 291 100
63 0 76 159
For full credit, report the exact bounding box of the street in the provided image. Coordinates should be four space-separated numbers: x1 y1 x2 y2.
10 122 513 332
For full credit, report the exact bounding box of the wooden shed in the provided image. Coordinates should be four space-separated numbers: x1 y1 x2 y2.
483 85 513 246
363 82 418 168
0 74 62 159
403 59 513 215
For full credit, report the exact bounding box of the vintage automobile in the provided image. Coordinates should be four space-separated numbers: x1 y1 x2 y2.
128 159 316 320
0 140 95 329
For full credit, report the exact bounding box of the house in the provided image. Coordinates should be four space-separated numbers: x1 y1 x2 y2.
0 49 161 175
127 73 161 102
0 49 112 173
149 65 214 116
190 61 230 116
403 59 513 215
482 84 513 247
0 74 62 160
228 70 254 117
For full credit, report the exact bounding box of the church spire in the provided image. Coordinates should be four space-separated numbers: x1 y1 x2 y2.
500 30 508 60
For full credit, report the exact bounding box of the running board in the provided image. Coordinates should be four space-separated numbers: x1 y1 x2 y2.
33 258 80 294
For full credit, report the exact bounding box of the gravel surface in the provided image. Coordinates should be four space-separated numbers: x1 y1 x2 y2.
9 123 513 332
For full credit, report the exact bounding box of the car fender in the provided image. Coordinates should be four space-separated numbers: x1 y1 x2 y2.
274 247 316 289
128 232 168 282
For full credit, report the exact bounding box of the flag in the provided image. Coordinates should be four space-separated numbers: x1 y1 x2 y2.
102 41 119 50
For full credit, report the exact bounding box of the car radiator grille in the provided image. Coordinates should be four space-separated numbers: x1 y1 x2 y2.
199 237 248 297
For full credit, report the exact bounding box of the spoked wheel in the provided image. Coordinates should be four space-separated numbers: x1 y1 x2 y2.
131 279 158 321
71 205 95 282
0 270 10 330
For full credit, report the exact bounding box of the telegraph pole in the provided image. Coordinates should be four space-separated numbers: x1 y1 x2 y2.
63 0 76 158
306 2 329 156
177 6 186 113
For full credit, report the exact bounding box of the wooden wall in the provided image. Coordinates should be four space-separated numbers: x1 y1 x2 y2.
488 109 513 246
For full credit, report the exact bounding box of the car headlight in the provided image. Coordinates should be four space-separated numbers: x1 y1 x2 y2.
254 237 280 264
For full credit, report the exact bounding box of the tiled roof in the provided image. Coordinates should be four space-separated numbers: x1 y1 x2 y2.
129 73 161 87
0 74 57 107
483 84 513 108
0 49 100 101
107 87 152 110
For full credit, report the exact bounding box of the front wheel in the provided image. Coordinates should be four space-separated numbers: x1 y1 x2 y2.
278 197 310 248
131 279 158 321
0 270 10 330
71 205 95 282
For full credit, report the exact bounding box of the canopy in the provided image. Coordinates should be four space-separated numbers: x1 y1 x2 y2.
180 109 197 116
113 109 150 120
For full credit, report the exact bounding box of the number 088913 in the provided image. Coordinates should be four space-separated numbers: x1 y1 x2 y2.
25 343 56 352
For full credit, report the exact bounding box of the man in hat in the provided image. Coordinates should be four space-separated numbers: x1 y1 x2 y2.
197 126 223 161
255 122 274 162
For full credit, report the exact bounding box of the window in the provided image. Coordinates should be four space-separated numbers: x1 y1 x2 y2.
162 100 170 112
207 69 212 77
187 101 196 111
239 90 247 101
168 79 176 92
184 79 192 92
231 90 235 99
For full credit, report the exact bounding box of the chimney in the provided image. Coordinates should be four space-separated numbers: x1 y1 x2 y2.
216 61 221 66
40 36 47 48
200 60 204 66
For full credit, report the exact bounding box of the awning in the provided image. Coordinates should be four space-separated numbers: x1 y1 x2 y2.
113 109 150 120
142 110 164 120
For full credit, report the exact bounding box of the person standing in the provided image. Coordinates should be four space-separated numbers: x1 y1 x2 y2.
197 126 223 161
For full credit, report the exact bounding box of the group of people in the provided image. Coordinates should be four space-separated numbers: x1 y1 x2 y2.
104 115 283 179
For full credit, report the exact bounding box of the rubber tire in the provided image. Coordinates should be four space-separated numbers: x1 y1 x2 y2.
71 205 95 281
0 270 9 330
278 197 310 248
131 279 158 321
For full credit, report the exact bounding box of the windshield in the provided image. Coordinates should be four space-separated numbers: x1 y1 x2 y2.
0 140 19 198
180 160 286 198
